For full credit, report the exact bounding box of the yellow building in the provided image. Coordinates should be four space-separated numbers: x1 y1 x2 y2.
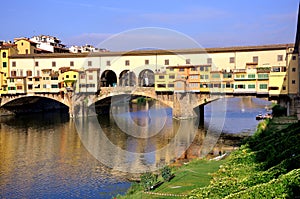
61 69 79 92
0 43 18 95
14 38 37 54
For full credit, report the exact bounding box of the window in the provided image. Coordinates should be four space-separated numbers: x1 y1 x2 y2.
235 84 245 89
292 55 297 60
125 60 130 66
12 61 16 67
207 58 212 64
191 67 197 71
253 56 258 63
164 59 169 65
211 73 220 78
248 84 255 89
51 77 58 80
80 74 85 79
248 74 256 79
186 59 191 64
73 75 76 78
292 68 296 72
43 84 47 89
88 61 92 66
269 86 279 90
51 84 58 88
229 57 235 63
168 84 174 88
52 61 56 67
277 55 283 61
26 70 32 76
223 73 232 78
2 52 7 58
3 62 7 68
159 75 164 79
66 75 69 78
179 68 184 72
17 86 22 90
11 71 16 76
35 61 39 67
36 70 40 76
292 80 296 84
20 70 23 76
157 84 166 88
9 79 14 83
35 78 40 81
283 86 286 90
258 74 269 79
70 61 74 67
259 84 268 89
200 75 209 79
89 75 93 80
213 83 221 88
189 75 198 79
25 49 28 54
28 85 33 90
145 60 149 65
169 75 175 79
225 82 231 88
106 61 111 66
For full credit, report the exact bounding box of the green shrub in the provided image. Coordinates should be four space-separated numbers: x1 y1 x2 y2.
161 166 173 182
140 172 158 191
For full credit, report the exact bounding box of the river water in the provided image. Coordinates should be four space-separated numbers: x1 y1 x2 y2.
0 96 270 198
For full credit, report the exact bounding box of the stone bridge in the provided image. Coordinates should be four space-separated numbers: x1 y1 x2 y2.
0 87 217 119
72 87 216 119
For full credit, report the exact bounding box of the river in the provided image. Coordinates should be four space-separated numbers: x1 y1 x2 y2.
0 96 271 198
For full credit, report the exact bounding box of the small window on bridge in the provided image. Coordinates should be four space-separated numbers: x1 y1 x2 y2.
168 84 174 88
164 59 169 65
159 75 164 79
157 84 166 88
268 86 279 90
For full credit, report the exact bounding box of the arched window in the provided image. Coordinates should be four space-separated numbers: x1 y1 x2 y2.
2 52 6 58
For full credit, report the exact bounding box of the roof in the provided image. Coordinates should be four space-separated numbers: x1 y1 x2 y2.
9 43 294 59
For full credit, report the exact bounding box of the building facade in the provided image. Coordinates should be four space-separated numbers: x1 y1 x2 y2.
0 43 297 99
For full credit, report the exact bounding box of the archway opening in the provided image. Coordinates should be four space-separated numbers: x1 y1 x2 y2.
101 70 117 87
119 70 136 86
138 69 154 87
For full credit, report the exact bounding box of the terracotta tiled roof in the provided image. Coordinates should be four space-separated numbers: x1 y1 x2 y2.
9 43 294 58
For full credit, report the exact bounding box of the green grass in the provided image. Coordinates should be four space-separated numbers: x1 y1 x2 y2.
117 159 223 199
189 116 300 198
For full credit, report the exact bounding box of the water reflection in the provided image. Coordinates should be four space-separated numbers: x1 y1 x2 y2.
0 112 130 199
0 96 271 198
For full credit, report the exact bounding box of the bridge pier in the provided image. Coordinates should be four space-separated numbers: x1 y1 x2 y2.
173 92 197 119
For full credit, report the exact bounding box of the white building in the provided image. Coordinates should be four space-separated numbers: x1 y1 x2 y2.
69 44 108 53
30 35 69 53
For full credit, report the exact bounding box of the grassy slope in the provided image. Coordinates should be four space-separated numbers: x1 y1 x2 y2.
189 117 300 198
118 160 223 199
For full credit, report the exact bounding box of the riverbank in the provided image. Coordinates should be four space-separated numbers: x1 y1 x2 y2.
117 116 300 198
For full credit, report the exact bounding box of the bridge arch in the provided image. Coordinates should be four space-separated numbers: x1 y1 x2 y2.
119 70 137 86
138 69 154 87
100 70 117 87
1 95 70 114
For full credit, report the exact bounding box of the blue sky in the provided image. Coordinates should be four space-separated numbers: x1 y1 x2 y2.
1 0 299 50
